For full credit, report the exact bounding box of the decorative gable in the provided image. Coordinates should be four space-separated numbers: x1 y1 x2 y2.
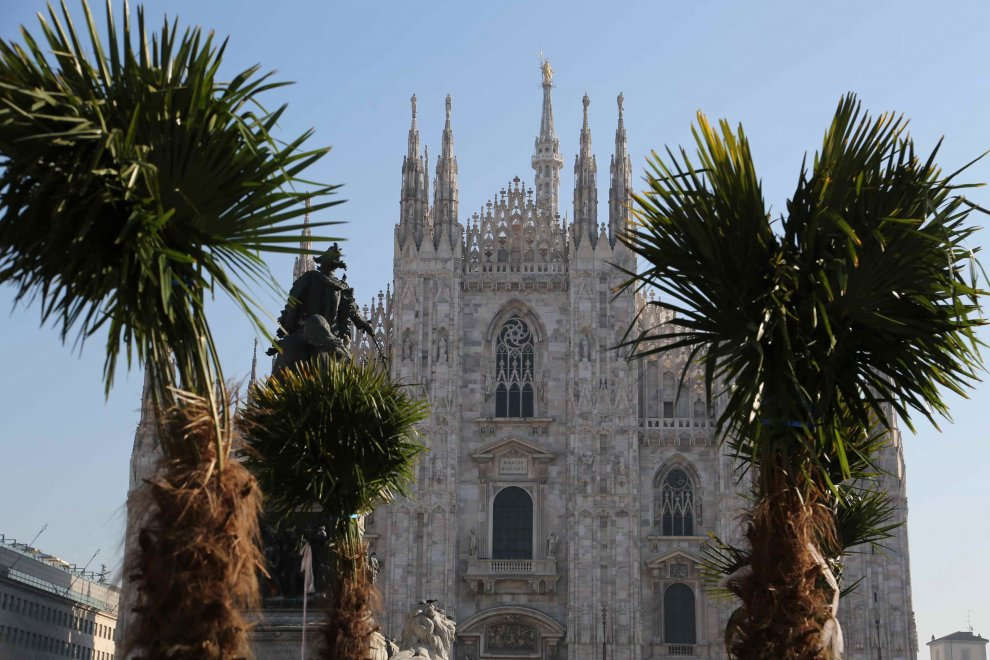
645 550 700 580
471 437 555 482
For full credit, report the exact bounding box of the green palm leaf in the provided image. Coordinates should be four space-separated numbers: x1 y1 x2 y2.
0 0 342 401
619 93 987 657
240 356 428 536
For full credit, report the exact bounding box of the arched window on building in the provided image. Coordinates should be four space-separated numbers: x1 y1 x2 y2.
659 468 695 536
663 583 696 644
491 486 533 559
495 316 535 417
693 398 705 424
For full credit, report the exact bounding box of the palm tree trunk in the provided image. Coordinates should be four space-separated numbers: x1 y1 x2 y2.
121 390 264 659
729 457 836 659
321 519 381 660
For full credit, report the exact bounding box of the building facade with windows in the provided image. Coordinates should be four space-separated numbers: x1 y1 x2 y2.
0 535 119 660
345 67 919 660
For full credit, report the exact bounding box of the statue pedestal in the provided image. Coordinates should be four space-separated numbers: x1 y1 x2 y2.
248 604 326 660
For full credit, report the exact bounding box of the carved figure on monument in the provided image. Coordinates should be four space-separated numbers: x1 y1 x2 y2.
485 621 538 653
392 600 457 660
266 243 377 373
545 531 559 558
467 529 478 558
432 454 443 483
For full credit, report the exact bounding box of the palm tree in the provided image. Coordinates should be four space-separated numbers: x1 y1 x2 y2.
0 2 339 656
618 94 986 658
240 355 427 660
701 424 901 657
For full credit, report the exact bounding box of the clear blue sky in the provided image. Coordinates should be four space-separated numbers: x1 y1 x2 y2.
1 0 988 653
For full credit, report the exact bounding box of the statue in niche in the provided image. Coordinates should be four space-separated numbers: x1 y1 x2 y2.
546 532 559 558
467 529 479 558
267 243 378 373
436 333 449 362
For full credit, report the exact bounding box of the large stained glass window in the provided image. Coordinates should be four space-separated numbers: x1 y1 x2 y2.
659 469 695 536
495 316 535 417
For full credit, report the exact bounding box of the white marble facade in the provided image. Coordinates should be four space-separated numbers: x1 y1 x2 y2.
354 68 919 660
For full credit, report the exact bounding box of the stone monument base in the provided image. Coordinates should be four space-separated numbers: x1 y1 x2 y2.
248 603 326 660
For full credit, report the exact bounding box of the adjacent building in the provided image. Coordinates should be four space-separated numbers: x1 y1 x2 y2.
0 534 119 660
344 65 919 659
928 631 989 660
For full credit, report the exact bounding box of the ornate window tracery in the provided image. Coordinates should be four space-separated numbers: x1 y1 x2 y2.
658 469 695 536
495 316 535 417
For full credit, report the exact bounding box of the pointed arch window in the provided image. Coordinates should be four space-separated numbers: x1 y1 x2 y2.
495 316 535 417
659 469 695 536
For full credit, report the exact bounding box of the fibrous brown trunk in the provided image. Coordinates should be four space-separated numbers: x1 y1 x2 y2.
123 392 264 659
321 523 381 660
728 464 835 659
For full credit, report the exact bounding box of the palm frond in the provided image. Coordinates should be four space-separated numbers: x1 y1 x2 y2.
619 93 987 490
0 0 342 402
239 356 428 535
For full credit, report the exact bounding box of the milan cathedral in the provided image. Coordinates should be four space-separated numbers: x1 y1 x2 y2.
340 66 918 660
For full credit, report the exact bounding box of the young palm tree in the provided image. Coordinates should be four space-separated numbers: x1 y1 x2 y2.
0 2 340 656
619 95 986 658
240 355 427 660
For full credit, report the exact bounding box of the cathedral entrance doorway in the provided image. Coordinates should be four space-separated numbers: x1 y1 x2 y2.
456 606 564 660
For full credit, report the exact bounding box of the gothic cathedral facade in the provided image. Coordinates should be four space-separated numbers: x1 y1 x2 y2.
355 69 919 660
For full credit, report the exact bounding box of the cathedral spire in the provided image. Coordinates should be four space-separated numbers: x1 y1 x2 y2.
292 199 316 280
433 94 459 248
608 92 632 247
532 58 563 218
400 94 429 248
249 338 258 389
573 93 598 246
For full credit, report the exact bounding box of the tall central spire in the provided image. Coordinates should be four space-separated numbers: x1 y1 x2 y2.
433 94 459 248
573 92 598 246
532 58 563 218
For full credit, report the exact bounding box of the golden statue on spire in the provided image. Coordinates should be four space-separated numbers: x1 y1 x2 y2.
540 56 553 86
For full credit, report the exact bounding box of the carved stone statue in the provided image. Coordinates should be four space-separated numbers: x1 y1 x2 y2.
392 600 457 660
467 529 478 558
545 532 559 559
266 243 377 373
368 551 382 584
